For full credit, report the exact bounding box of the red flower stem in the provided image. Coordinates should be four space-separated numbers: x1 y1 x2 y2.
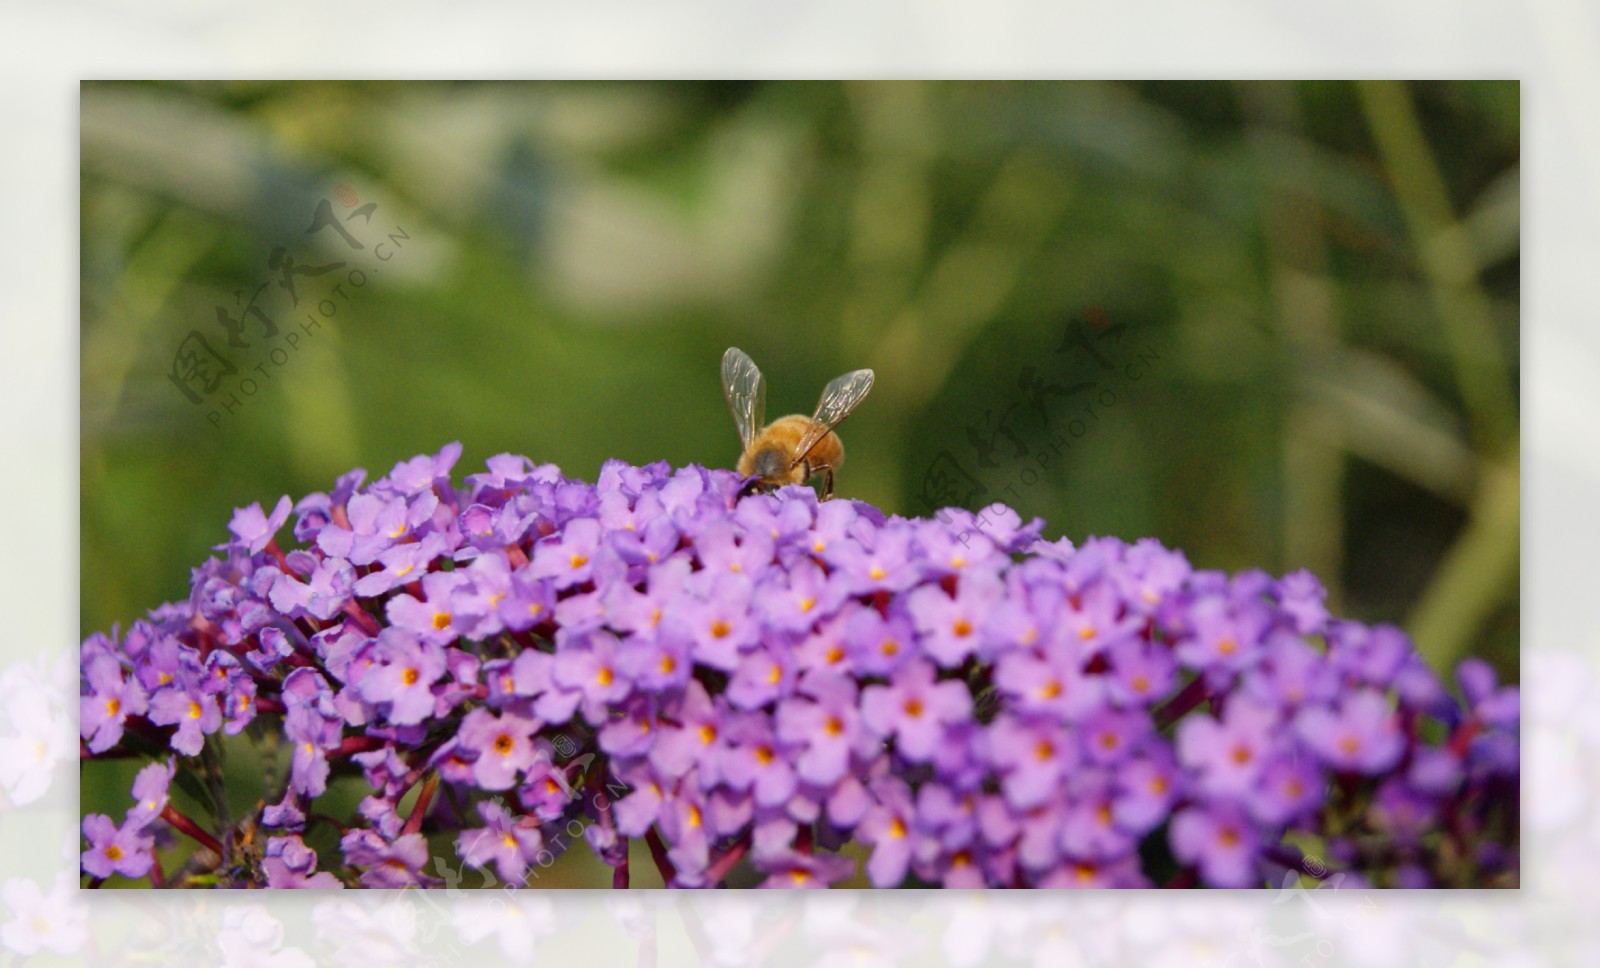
332 735 386 758
645 827 676 885
161 804 224 856
796 823 813 856
613 851 630 889
1154 677 1210 730
86 877 106 889
264 539 293 575
1449 718 1483 757
402 773 440 836
254 696 286 715
342 600 382 637
705 833 751 885
1163 867 1198 888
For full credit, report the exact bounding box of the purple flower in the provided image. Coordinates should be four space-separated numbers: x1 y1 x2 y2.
1173 594 1271 671
81 813 154 879
1457 658 1520 727
1248 755 1326 827
1170 802 1261 887
458 800 543 885
385 571 468 648
775 671 863 786
263 835 343 888
356 628 447 726
317 492 412 565
76 449 1521 891
1176 697 1281 797
1293 689 1404 774
986 714 1077 811
721 713 797 807
458 708 543 791
281 668 343 798
551 630 631 722
351 536 448 599
79 642 147 753
906 572 1002 668
147 668 222 757
341 830 435 888
756 851 856 888
529 517 604 590
861 658 971 761
858 778 916 887
127 757 176 829
223 495 293 554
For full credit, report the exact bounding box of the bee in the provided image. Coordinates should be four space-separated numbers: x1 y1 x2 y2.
721 346 875 500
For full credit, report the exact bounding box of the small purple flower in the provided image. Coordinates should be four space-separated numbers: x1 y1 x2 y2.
385 571 468 648
79 643 147 754
317 492 412 566
753 559 845 634
551 630 631 722
81 813 154 879
1170 802 1261 887
458 708 543 791
223 495 293 554
986 714 1077 811
775 671 863 786
127 757 176 829
1275 569 1330 635
356 628 447 726
721 713 797 808
861 658 972 762
458 800 543 885
269 556 357 621
756 851 856 888
341 829 435 888
858 778 917 887
1248 755 1326 827
821 526 920 594
1457 658 1520 727
1173 594 1271 671
529 517 604 590
147 669 222 757
906 572 1002 668
263 834 344 889
1111 747 1180 834
1176 697 1281 797
1293 689 1404 774
351 536 447 599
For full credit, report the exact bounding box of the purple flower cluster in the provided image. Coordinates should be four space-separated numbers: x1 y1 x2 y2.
79 444 1520 888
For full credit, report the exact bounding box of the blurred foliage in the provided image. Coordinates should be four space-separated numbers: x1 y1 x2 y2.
80 79 1519 684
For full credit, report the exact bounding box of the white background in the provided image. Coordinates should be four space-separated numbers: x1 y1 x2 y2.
1 1 1591 965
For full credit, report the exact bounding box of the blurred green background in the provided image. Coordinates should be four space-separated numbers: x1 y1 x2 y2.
80 79 1519 681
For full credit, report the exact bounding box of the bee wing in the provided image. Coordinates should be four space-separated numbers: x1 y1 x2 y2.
721 347 767 450
792 368 875 468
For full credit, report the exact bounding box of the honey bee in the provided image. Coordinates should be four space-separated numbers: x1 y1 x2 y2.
722 346 875 500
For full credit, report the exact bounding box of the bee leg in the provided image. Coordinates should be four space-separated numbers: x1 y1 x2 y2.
820 468 835 501
738 476 765 500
